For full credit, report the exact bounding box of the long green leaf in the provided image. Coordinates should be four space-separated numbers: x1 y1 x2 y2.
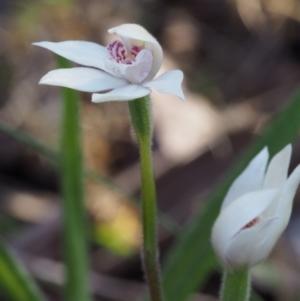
251 292 265 301
0 240 46 301
0 119 133 203
162 89 300 301
0 121 57 161
0 121 180 235
57 56 92 301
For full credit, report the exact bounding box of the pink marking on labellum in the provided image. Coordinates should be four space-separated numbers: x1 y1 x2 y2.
107 40 142 65
242 217 259 229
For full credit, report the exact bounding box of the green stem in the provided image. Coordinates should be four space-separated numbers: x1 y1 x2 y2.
220 269 251 301
58 56 91 301
128 96 164 301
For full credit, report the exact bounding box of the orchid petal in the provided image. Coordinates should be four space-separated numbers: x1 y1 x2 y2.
108 24 163 81
221 148 269 210
143 70 185 100
123 49 153 84
211 189 277 263
263 144 292 217
33 41 111 72
276 164 300 228
39 67 128 92
225 217 279 268
92 84 151 103
249 216 288 266
109 49 153 83
263 144 291 190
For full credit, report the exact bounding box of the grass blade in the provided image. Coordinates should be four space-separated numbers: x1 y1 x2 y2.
162 89 300 301
0 122 180 235
0 240 46 301
0 120 57 161
57 56 92 301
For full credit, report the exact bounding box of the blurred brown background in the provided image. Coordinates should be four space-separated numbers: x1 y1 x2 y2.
1 0 300 300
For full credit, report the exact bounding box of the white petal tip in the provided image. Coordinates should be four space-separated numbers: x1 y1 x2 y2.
260 146 269 159
91 93 109 103
91 95 99 103
179 92 185 101
38 77 49 85
144 69 185 100
38 72 55 85
32 41 50 47
282 144 292 154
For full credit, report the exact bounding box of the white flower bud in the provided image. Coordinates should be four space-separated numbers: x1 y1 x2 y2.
212 144 300 269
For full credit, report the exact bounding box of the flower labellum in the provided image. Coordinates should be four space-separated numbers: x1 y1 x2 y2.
33 23 184 102
211 144 300 270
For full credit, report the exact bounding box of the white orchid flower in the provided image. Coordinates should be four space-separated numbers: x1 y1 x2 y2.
212 144 300 269
33 23 184 102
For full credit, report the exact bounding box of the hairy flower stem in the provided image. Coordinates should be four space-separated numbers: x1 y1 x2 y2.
128 96 164 301
220 269 250 301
